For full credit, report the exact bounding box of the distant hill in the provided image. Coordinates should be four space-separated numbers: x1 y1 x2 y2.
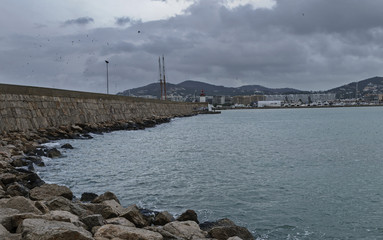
117 80 306 98
118 77 383 100
326 76 383 99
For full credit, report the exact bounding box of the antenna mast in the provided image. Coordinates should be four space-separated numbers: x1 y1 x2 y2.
162 55 167 100
159 57 163 100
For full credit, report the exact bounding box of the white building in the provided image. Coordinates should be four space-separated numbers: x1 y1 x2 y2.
258 101 282 107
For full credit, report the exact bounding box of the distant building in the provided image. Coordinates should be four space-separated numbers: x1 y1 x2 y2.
167 94 185 102
213 96 227 105
232 95 266 106
265 93 336 103
258 101 282 107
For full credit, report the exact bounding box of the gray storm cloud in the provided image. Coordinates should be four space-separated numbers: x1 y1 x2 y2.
64 17 95 26
0 0 383 93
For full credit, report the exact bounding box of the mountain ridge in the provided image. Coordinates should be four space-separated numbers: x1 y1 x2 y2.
118 76 383 99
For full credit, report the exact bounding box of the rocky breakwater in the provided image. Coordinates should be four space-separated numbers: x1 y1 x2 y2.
0 119 254 240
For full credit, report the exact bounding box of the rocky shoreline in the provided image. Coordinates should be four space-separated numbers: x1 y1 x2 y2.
0 116 254 240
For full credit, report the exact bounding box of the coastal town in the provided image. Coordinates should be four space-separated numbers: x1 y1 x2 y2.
121 78 383 109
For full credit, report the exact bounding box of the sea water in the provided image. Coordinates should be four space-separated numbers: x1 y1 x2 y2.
37 107 383 239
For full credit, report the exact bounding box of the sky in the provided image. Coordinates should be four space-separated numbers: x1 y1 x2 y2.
1 0 383 94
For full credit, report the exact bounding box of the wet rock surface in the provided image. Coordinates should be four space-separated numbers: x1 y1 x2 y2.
0 119 254 240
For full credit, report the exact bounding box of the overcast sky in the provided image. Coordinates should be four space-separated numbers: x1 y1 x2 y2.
1 0 383 93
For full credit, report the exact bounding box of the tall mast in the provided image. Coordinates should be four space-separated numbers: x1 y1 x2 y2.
162 55 167 100
159 57 163 100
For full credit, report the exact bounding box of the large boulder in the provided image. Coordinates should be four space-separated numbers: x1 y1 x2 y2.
61 143 74 149
228 237 244 240
163 221 207 239
46 210 85 228
0 224 21 240
120 204 149 228
80 192 98 202
80 201 122 219
45 196 90 217
0 208 20 232
209 226 254 240
30 184 73 201
4 196 42 214
102 199 125 215
0 173 17 185
177 209 199 224
200 218 236 231
46 148 62 158
5 182 29 197
91 191 120 204
105 217 135 227
144 226 183 240
80 214 105 231
0 187 6 199
154 211 175 226
17 218 93 240
94 224 163 240
201 218 254 240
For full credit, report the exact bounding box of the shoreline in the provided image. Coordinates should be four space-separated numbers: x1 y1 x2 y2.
0 115 254 240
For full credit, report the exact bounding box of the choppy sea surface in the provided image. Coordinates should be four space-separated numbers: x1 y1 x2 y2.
37 107 383 239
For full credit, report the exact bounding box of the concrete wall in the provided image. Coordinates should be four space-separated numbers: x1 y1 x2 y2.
0 84 207 133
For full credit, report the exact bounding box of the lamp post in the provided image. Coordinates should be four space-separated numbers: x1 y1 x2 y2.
105 60 109 94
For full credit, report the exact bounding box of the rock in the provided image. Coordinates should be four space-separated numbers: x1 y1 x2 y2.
154 211 175 226
91 191 120 204
0 208 20 232
81 192 98 202
17 172 45 189
45 197 90 217
102 199 125 215
5 182 29 197
80 202 119 219
71 125 83 132
24 156 44 167
94 224 163 240
105 217 135 227
80 214 105 231
0 224 21 240
200 218 254 240
61 143 74 149
140 208 158 226
0 187 7 199
208 226 254 240
200 218 236 231
10 157 28 167
47 210 84 227
121 204 149 228
46 148 61 158
30 183 73 201
17 218 93 240
4 196 42 214
34 201 50 214
163 221 207 240
0 160 12 170
144 226 182 240
0 173 17 185
177 209 199 224
228 237 244 240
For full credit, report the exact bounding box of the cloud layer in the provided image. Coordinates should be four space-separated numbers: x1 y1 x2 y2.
1 0 383 93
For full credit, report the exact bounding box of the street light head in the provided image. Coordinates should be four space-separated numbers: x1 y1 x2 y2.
105 60 109 63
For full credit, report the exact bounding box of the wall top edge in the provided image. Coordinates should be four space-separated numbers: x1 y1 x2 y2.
0 83 203 105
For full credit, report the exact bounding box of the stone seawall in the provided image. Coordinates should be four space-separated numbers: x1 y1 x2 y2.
0 84 207 133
